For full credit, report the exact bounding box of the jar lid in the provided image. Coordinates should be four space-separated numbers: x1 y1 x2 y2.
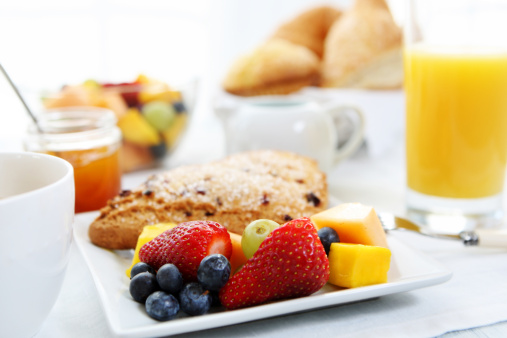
25 107 121 152
36 107 117 134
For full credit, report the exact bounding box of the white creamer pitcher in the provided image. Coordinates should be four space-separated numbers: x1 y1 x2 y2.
215 96 365 171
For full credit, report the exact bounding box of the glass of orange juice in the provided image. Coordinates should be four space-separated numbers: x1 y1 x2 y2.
24 107 122 213
404 0 507 233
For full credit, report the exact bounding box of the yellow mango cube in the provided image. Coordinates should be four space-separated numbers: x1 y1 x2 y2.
126 223 176 278
311 203 388 248
328 243 391 288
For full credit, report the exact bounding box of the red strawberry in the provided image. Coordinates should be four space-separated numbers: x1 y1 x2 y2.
139 220 232 281
219 217 329 310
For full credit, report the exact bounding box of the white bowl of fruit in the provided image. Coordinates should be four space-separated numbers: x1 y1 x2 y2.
41 74 197 172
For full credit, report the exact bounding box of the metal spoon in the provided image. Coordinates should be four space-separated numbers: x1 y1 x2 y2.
0 62 42 132
378 212 507 248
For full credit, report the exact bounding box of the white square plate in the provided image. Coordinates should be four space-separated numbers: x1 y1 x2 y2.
74 211 452 338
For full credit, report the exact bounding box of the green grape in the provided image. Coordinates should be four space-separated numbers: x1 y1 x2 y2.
241 219 280 259
142 100 176 132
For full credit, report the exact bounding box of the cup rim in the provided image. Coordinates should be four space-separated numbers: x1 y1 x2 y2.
0 152 74 205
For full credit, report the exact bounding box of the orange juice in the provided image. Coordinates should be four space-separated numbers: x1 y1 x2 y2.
405 45 507 199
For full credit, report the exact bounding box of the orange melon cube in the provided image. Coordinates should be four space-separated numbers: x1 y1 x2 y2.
310 203 388 248
229 232 248 273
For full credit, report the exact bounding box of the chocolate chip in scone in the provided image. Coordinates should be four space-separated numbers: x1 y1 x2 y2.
216 197 223 206
142 189 153 197
305 192 321 207
196 187 206 195
119 190 132 197
261 194 270 205
284 214 293 221
205 211 215 216
184 211 192 217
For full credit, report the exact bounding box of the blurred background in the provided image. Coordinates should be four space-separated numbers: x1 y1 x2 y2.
0 0 404 159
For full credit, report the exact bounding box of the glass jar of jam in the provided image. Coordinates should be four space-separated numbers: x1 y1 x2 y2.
24 107 122 213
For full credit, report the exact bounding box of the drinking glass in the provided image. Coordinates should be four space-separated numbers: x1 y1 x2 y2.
404 0 507 233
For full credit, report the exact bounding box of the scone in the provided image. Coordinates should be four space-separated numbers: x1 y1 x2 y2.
89 150 328 250
270 5 342 59
321 0 403 89
222 39 320 96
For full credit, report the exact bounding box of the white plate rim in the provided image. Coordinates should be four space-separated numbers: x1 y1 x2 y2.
74 211 452 338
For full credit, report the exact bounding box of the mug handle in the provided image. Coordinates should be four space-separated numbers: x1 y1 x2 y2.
326 105 365 165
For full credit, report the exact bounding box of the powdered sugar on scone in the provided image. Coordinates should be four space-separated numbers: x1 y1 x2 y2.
89 150 328 250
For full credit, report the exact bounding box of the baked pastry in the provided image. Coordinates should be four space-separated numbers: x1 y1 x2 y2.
89 150 328 250
320 0 403 89
270 6 342 59
222 39 320 96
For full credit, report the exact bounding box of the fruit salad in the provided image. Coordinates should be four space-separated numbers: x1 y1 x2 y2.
124 203 391 321
43 74 192 172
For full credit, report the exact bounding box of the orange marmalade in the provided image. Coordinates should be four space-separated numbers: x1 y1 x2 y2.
25 107 122 213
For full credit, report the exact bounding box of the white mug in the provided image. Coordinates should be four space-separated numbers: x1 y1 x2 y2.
215 96 365 171
0 152 74 338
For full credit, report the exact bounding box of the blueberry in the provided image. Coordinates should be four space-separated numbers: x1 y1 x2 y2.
145 291 180 321
129 272 159 303
150 141 167 159
317 227 340 255
197 254 231 292
172 101 186 114
179 282 212 316
157 264 183 295
130 262 155 279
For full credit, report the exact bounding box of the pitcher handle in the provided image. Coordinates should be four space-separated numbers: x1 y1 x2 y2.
326 105 365 165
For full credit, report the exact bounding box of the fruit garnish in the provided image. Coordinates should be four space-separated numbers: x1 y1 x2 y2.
228 232 248 273
139 220 232 281
219 217 329 310
103 81 141 107
142 100 176 132
328 243 391 288
241 219 280 259
145 291 180 321
126 223 176 278
129 271 159 303
317 227 340 256
179 283 212 316
156 264 184 295
130 262 155 279
118 109 161 146
172 101 187 114
197 254 231 292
